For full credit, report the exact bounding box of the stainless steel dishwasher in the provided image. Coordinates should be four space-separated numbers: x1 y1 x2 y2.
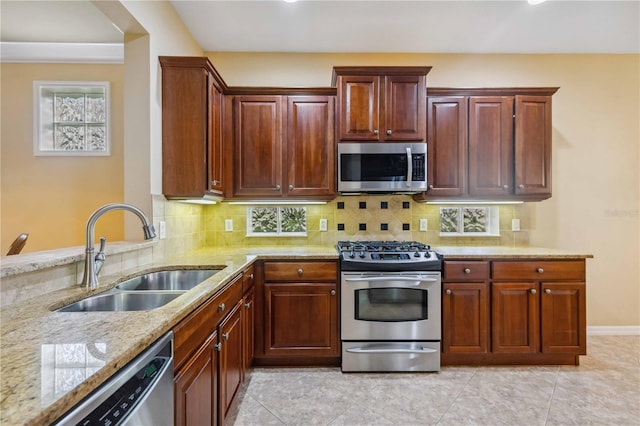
55 331 174 426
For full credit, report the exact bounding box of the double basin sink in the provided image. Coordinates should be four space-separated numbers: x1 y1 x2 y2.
56 269 222 313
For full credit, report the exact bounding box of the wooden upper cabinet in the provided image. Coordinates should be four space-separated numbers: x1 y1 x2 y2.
515 95 552 197
427 96 468 197
159 56 226 200
233 96 284 197
286 96 335 197
334 67 430 142
468 96 514 197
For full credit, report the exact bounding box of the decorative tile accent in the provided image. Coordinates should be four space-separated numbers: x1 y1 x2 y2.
440 208 460 233
403 202 410 209
463 207 488 233
380 201 388 209
381 223 388 231
359 224 367 231
337 223 345 231
359 202 367 209
281 207 307 233
440 206 499 237
337 202 344 209
247 207 307 236
403 223 410 231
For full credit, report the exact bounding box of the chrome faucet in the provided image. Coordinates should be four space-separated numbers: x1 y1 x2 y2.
81 203 156 290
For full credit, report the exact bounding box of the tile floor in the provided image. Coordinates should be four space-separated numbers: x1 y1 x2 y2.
228 335 639 425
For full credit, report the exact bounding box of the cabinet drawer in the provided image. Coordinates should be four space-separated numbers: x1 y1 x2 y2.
444 261 489 281
264 261 337 282
243 265 256 293
173 273 243 370
492 260 585 281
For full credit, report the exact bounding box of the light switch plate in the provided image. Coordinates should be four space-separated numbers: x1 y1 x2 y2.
319 218 328 232
419 218 428 231
512 219 521 231
158 221 166 239
225 219 233 232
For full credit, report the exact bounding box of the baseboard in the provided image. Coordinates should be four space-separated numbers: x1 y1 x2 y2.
587 326 640 336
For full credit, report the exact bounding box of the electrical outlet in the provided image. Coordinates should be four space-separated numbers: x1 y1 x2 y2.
419 218 428 231
158 221 166 239
512 218 521 231
319 218 328 232
225 219 233 232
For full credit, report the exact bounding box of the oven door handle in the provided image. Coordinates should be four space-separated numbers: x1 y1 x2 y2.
344 276 438 283
346 346 438 354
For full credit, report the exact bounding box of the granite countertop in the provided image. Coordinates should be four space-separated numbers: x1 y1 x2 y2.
0 244 591 425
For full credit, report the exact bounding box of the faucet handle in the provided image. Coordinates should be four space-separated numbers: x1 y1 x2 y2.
96 237 106 258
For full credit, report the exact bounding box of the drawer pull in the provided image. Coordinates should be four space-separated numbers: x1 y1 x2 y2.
463 268 471 274
214 343 222 351
537 268 544 273
445 289 452 295
249 273 254 280
330 289 336 296
530 289 537 295
222 333 230 340
245 301 252 308
545 289 551 294
218 303 226 311
297 268 304 275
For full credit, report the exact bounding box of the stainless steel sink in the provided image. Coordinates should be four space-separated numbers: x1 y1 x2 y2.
56 292 183 312
115 269 221 291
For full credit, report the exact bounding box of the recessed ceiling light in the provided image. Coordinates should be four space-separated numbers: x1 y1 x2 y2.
527 0 547 4
283 0 298 3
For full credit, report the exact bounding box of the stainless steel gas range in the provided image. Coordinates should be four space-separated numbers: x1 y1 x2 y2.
337 240 443 372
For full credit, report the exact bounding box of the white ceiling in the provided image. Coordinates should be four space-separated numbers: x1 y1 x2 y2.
0 0 638 54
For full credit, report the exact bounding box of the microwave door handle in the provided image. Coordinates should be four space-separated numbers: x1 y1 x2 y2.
406 147 413 187
344 276 438 283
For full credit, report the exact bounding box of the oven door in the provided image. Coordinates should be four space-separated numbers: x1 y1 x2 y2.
341 272 441 341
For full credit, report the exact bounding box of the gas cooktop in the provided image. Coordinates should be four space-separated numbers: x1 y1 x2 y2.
337 240 442 272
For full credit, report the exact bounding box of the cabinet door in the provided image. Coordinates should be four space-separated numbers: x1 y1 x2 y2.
468 96 514 196
426 96 468 197
233 96 283 196
337 75 380 141
264 282 339 357
286 96 335 197
541 282 586 354
208 77 223 194
174 332 217 426
442 283 489 353
218 301 243 425
491 282 540 353
384 74 426 141
242 287 255 376
514 95 552 196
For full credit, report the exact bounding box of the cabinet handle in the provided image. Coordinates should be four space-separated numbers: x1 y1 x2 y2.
245 301 252 308
297 268 304 275
518 184 525 189
445 289 452 295
545 289 551 294
275 184 281 191
249 273 254 280
222 333 230 340
428 185 434 189
502 184 509 190
530 289 537 295
463 268 471 274
211 180 218 186
214 343 222 351
288 184 294 191
386 130 392 135
330 289 336 296
373 129 379 135
218 303 226 311
537 268 544 273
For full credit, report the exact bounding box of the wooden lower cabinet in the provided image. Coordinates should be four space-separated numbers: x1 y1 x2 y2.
219 301 243 425
242 286 255 375
442 259 587 366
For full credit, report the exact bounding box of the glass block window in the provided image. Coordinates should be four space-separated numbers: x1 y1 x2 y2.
247 206 307 236
34 81 110 155
439 206 500 236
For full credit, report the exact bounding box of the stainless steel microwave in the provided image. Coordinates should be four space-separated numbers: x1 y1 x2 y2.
337 143 427 193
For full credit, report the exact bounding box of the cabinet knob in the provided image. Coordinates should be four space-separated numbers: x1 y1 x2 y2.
297 268 303 275
544 289 551 294
373 129 379 135
249 273 254 280
530 288 537 295
211 180 218 186
445 289 452 295
245 301 252 308
463 268 471 274
288 184 294 191
386 130 392 135
502 184 509 190
275 184 281 191
214 343 222 351
218 303 226 311
518 184 525 189
428 185 434 189
537 268 544 273
330 289 336 296
222 333 230 340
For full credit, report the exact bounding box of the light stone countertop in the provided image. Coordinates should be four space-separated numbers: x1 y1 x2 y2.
0 244 591 425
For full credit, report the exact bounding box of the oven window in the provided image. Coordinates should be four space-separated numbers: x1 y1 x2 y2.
355 288 428 322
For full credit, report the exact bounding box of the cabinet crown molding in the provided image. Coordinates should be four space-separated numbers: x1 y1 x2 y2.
331 66 432 86
427 87 560 97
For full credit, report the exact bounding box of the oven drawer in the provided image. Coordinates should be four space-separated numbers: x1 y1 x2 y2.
264 261 337 281
444 261 489 281
492 260 585 281
342 341 440 372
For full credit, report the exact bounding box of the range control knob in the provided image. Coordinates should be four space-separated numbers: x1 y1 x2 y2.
358 251 366 258
348 251 355 259
414 251 421 257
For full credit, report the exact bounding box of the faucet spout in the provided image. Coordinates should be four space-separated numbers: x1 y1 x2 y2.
81 203 156 290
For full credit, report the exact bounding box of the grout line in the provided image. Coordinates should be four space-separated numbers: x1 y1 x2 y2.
543 366 561 426
434 367 479 425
